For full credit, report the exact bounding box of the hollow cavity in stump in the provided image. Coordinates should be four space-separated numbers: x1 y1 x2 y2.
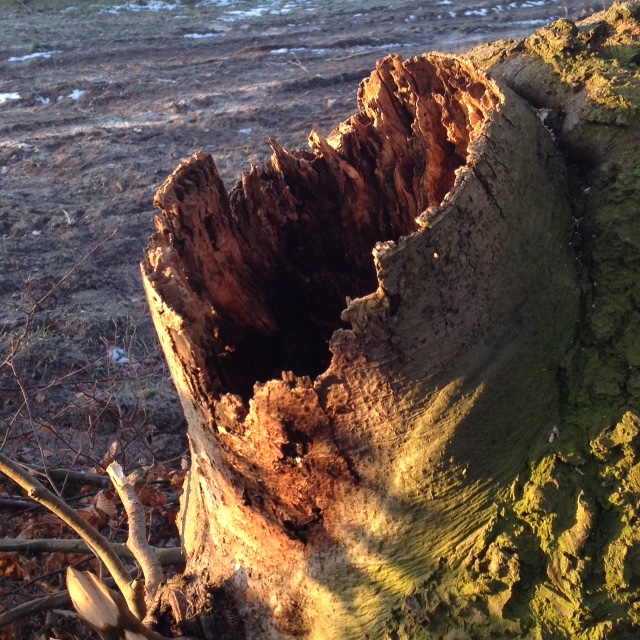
146 54 500 402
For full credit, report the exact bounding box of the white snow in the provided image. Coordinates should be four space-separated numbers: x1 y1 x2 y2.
8 51 61 63
465 8 488 16
238 128 252 135
107 346 129 366
36 96 50 105
183 32 220 38
270 47 306 54
0 93 21 104
68 89 85 101
510 17 552 24
101 1 180 14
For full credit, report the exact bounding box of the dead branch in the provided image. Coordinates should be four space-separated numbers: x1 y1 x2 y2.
0 451 144 620
107 461 164 605
0 588 72 628
18 464 110 488
66 568 173 640
0 538 184 565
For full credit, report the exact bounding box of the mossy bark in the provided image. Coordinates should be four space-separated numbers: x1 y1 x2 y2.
142 4 640 638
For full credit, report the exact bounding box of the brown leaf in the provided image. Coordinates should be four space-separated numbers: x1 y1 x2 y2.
156 490 168 506
43 552 67 574
0 552 30 580
135 487 152 504
35 391 46 404
0 623 18 640
95 490 118 518
16 524 34 540
77 506 106 528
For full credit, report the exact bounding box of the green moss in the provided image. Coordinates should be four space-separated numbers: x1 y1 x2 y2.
525 5 640 116
381 4 640 638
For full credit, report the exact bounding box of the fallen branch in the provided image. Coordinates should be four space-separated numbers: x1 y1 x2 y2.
0 588 72 628
67 568 173 640
0 452 144 620
22 465 110 488
0 538 184 565
107 461 164 606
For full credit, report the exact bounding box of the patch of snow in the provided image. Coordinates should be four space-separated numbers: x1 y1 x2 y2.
521 0 546 6
436 0 452 4
449 11 457 17
464 8 488 16
222 7 268 21
68 89 85 101
493 4 504 12
0 93 21 104
100 1 180 14
36 96 50 105
107 346 129 366
238 128 252 135
509 17 552 25
270 47 306 54
8 51 61 63
183 32 219 39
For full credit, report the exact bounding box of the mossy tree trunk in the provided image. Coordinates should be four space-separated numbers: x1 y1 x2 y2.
141 4 640 638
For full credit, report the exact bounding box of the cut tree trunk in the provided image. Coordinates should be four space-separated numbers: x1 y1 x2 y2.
142 6 640 634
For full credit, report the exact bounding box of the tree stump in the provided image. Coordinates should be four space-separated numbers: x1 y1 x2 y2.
142 53 578 638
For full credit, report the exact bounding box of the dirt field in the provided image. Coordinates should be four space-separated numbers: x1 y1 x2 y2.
0 0 606 633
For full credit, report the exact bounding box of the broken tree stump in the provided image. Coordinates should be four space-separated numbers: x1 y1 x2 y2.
141 53 578 638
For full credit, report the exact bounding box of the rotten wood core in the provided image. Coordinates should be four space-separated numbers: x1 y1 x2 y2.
145 54 500 403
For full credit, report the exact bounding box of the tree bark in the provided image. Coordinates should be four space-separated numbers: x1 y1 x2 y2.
141 5 640 638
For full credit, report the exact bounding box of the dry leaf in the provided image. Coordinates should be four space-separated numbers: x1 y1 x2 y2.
38 423 56 435
152 490 167 507
16 524 34 540
0 552 30 580
35 391 46 404
77 506 106 528
95 490 118 519
0 623 17 640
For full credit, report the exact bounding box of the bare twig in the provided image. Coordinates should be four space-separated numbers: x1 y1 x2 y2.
0 230 116 371
0 545 183 629
107 462 164 606
19 464 110 488
0 538 184 565
0 451 144 620
0 588 72 628
289 52 309 72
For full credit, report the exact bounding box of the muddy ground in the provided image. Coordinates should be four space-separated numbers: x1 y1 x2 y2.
0 0 607 632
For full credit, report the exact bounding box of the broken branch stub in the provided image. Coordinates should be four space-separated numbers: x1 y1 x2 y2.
142 53 578 637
